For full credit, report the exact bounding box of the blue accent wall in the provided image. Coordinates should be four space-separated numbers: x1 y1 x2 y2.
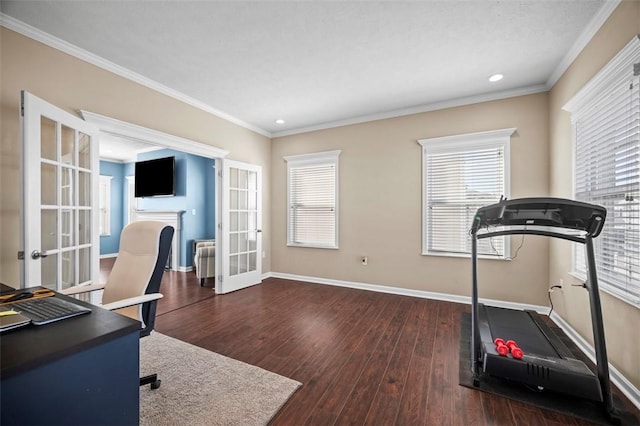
120 149 216 267
99 160 125 256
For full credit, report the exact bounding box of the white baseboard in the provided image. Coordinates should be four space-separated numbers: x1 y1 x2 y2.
266 271 639 411
99 253 118 259
268 271 548 314
550 312 640 411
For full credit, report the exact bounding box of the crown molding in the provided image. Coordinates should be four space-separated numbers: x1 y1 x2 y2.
272 84 547 138
546 0 621 88
0 13 271 138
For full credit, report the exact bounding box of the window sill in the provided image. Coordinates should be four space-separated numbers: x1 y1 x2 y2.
287 243 339 250
421 251 508 261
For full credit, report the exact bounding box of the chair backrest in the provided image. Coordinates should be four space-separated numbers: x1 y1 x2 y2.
195 241 215 249
103 221 174 336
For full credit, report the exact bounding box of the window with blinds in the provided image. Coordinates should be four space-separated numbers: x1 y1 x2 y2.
284 150 341 248
419 129 514 257
567 36 640 306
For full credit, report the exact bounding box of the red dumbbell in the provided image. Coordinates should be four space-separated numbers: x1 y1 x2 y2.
505 340 524 360
511 346 524 360
493 338 509 356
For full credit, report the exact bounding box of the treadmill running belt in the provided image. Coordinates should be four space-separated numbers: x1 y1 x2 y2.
484 306 558 359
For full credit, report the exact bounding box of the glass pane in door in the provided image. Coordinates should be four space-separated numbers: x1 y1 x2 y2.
41 209 57 251
239 253 248 274
245 171 258 273
230 254 239 276
78 209 91 245
41 253 57 290
61 125 75 166
61 166 74 206
79 247 91 284
61 209 74 248
78 171 91 206
78 132 91 168
61 250 75 290
249 252 256 271
40 116 56 161
41 163 57 206
238 232 248 252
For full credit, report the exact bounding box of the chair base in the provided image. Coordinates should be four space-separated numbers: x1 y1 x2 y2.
140 373 161 390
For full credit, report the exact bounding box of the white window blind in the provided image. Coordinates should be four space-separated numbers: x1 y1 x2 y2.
567 36 640 306
419 129 514 257
284 151 340 248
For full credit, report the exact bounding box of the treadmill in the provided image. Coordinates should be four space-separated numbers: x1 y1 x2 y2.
469 197 616 418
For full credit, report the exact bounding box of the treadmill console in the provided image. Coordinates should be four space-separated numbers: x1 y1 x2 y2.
471 197 606 238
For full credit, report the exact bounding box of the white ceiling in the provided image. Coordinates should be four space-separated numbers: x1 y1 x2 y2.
97 134 158 163
1 0 611 141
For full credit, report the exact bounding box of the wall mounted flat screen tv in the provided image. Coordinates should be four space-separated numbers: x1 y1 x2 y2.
135 156 175 197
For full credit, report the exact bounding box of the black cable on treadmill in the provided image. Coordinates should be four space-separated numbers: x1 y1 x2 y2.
548 285 562 317
489 230 525 259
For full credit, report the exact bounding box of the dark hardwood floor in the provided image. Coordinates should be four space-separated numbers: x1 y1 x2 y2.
101 259 640 425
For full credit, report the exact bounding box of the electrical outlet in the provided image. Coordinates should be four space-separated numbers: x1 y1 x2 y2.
361 256 368 265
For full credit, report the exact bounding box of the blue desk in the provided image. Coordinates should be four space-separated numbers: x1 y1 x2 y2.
0 290 141 425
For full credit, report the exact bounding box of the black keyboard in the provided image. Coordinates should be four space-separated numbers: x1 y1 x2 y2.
13 297 91 325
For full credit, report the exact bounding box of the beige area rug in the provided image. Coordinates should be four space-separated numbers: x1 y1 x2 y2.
140 332 301 426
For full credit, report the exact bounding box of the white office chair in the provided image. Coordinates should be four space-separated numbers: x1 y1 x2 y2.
61 220 174 389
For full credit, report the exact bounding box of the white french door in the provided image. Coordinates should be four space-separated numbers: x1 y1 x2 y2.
218 159 262 294
21 91 99 291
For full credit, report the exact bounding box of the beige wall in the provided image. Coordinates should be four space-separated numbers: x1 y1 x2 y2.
2 0 638 393
549 2 640 390
0 28 272 287
272 92 551 305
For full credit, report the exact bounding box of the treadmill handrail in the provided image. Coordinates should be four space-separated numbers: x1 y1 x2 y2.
475 227 586 244
470 197 606 239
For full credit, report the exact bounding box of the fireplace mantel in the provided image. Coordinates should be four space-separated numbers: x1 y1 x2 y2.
133 210 184 270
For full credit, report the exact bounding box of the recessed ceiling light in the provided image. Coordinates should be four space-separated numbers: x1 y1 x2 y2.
275 119 285 124
489 74 504 82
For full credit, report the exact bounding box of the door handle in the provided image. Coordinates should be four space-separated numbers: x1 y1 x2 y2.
31 250 49 260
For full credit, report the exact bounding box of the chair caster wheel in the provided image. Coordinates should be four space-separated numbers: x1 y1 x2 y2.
151 380 161 390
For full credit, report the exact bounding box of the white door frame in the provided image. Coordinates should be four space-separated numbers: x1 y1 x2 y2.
80 111 231 288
